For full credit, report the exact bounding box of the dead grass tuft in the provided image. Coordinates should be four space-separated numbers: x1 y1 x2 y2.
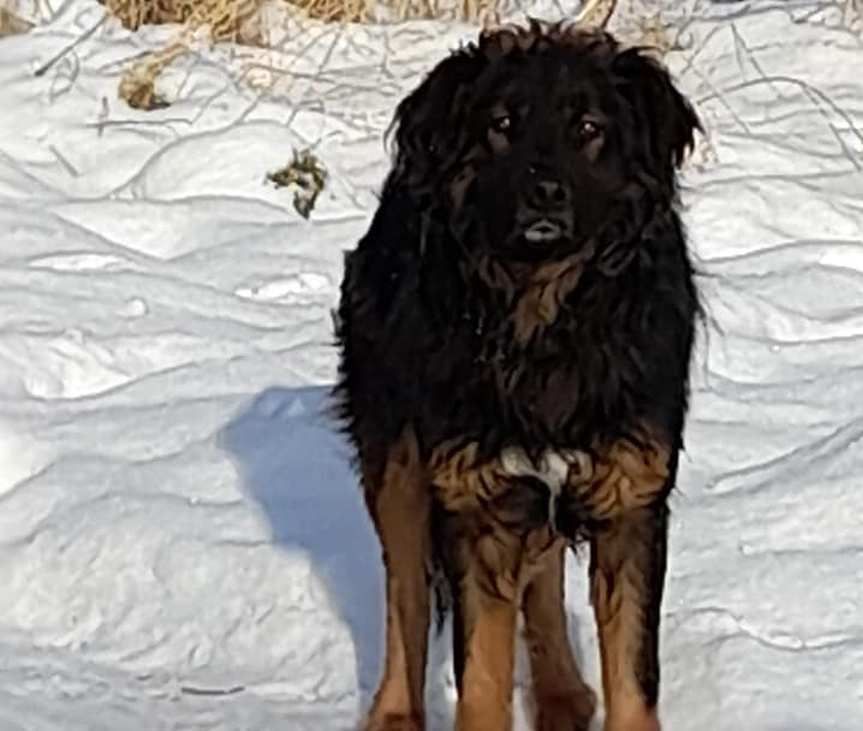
104 0 268 110
608 1 692 57
841 0 862 31
632 10 688 56
285 0 495 23
103 0 504 110
0 5 34 36
289 0 372 22
267 148 328 219
101 0 265 42
101 0 492 28
118 41 185 109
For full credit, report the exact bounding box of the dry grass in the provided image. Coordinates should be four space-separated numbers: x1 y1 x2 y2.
102 0 499 110
291 0 495 23
101 0 266 41
841 0 862 31
631 10 688 55
102 0 492 28
103 0 268 109
118 41 186 109
609 1 693 57
267 148 328 219
0 5 34 36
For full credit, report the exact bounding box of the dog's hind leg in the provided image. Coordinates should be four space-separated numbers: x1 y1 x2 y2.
590 504 667 731
523 541 597 731
363 428 431 731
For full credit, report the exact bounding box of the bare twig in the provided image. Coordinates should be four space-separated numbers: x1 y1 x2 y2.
180 684 245 697
574 0 617 28
35 12 107 77
48 144 80 177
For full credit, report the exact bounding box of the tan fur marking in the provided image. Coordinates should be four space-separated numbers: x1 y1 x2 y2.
456 589 518 731
605 705 660 731
365 427 431 729
365 715 423 731
441 508 552 729
569 435 670 522
476 256 518 303
429 440 561 596
512 254 591 344
449 145 485 210
430 436 602 729
476 533 513 596
429 439 511 511
592 511 663 731
593 554 661 731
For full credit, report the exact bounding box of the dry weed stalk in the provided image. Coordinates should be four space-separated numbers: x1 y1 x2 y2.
0 4 34 36
573 0 617 27
633 10 688 55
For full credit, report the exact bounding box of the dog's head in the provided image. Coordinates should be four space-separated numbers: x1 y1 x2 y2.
389 21 701 263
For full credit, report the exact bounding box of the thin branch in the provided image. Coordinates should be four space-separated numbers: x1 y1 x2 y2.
574 0 617 28
34 12 107 77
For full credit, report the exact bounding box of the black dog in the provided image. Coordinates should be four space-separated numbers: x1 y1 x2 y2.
335 20 700 731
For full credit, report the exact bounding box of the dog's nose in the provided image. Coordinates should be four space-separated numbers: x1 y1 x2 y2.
529 178 570 209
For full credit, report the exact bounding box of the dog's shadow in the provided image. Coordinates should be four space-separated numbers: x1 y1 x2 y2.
218 385 594 729
218 385 389 712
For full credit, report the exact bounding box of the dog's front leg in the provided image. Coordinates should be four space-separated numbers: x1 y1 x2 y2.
363 428 431 731
441 511 521 731
590 504 667 731
430 441 526 731
561 435 672 731
523 540 597 731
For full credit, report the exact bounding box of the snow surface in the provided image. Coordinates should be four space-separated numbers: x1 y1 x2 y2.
0 1 862 729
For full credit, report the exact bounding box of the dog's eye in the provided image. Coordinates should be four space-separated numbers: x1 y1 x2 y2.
576 119 603 143
490 115 513 135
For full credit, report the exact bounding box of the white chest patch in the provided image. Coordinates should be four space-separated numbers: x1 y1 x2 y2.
500 447 587 527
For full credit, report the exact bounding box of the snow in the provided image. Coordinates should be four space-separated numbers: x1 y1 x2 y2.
0 1 861 728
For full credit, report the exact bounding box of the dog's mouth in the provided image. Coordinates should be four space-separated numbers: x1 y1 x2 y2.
523 219 566 243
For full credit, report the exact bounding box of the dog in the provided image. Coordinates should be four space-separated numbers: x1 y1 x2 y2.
334 18 701 731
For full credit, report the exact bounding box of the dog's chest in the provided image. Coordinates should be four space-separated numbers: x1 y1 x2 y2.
416 267 650 452
463 317 623 438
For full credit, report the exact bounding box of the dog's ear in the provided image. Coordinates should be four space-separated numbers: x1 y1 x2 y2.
389 49 485 193
613 48 701 181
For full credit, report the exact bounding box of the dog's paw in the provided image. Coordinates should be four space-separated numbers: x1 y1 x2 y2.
534 689 597 731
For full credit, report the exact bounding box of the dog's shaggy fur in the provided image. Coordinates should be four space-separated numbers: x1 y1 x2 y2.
335 20 701 731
